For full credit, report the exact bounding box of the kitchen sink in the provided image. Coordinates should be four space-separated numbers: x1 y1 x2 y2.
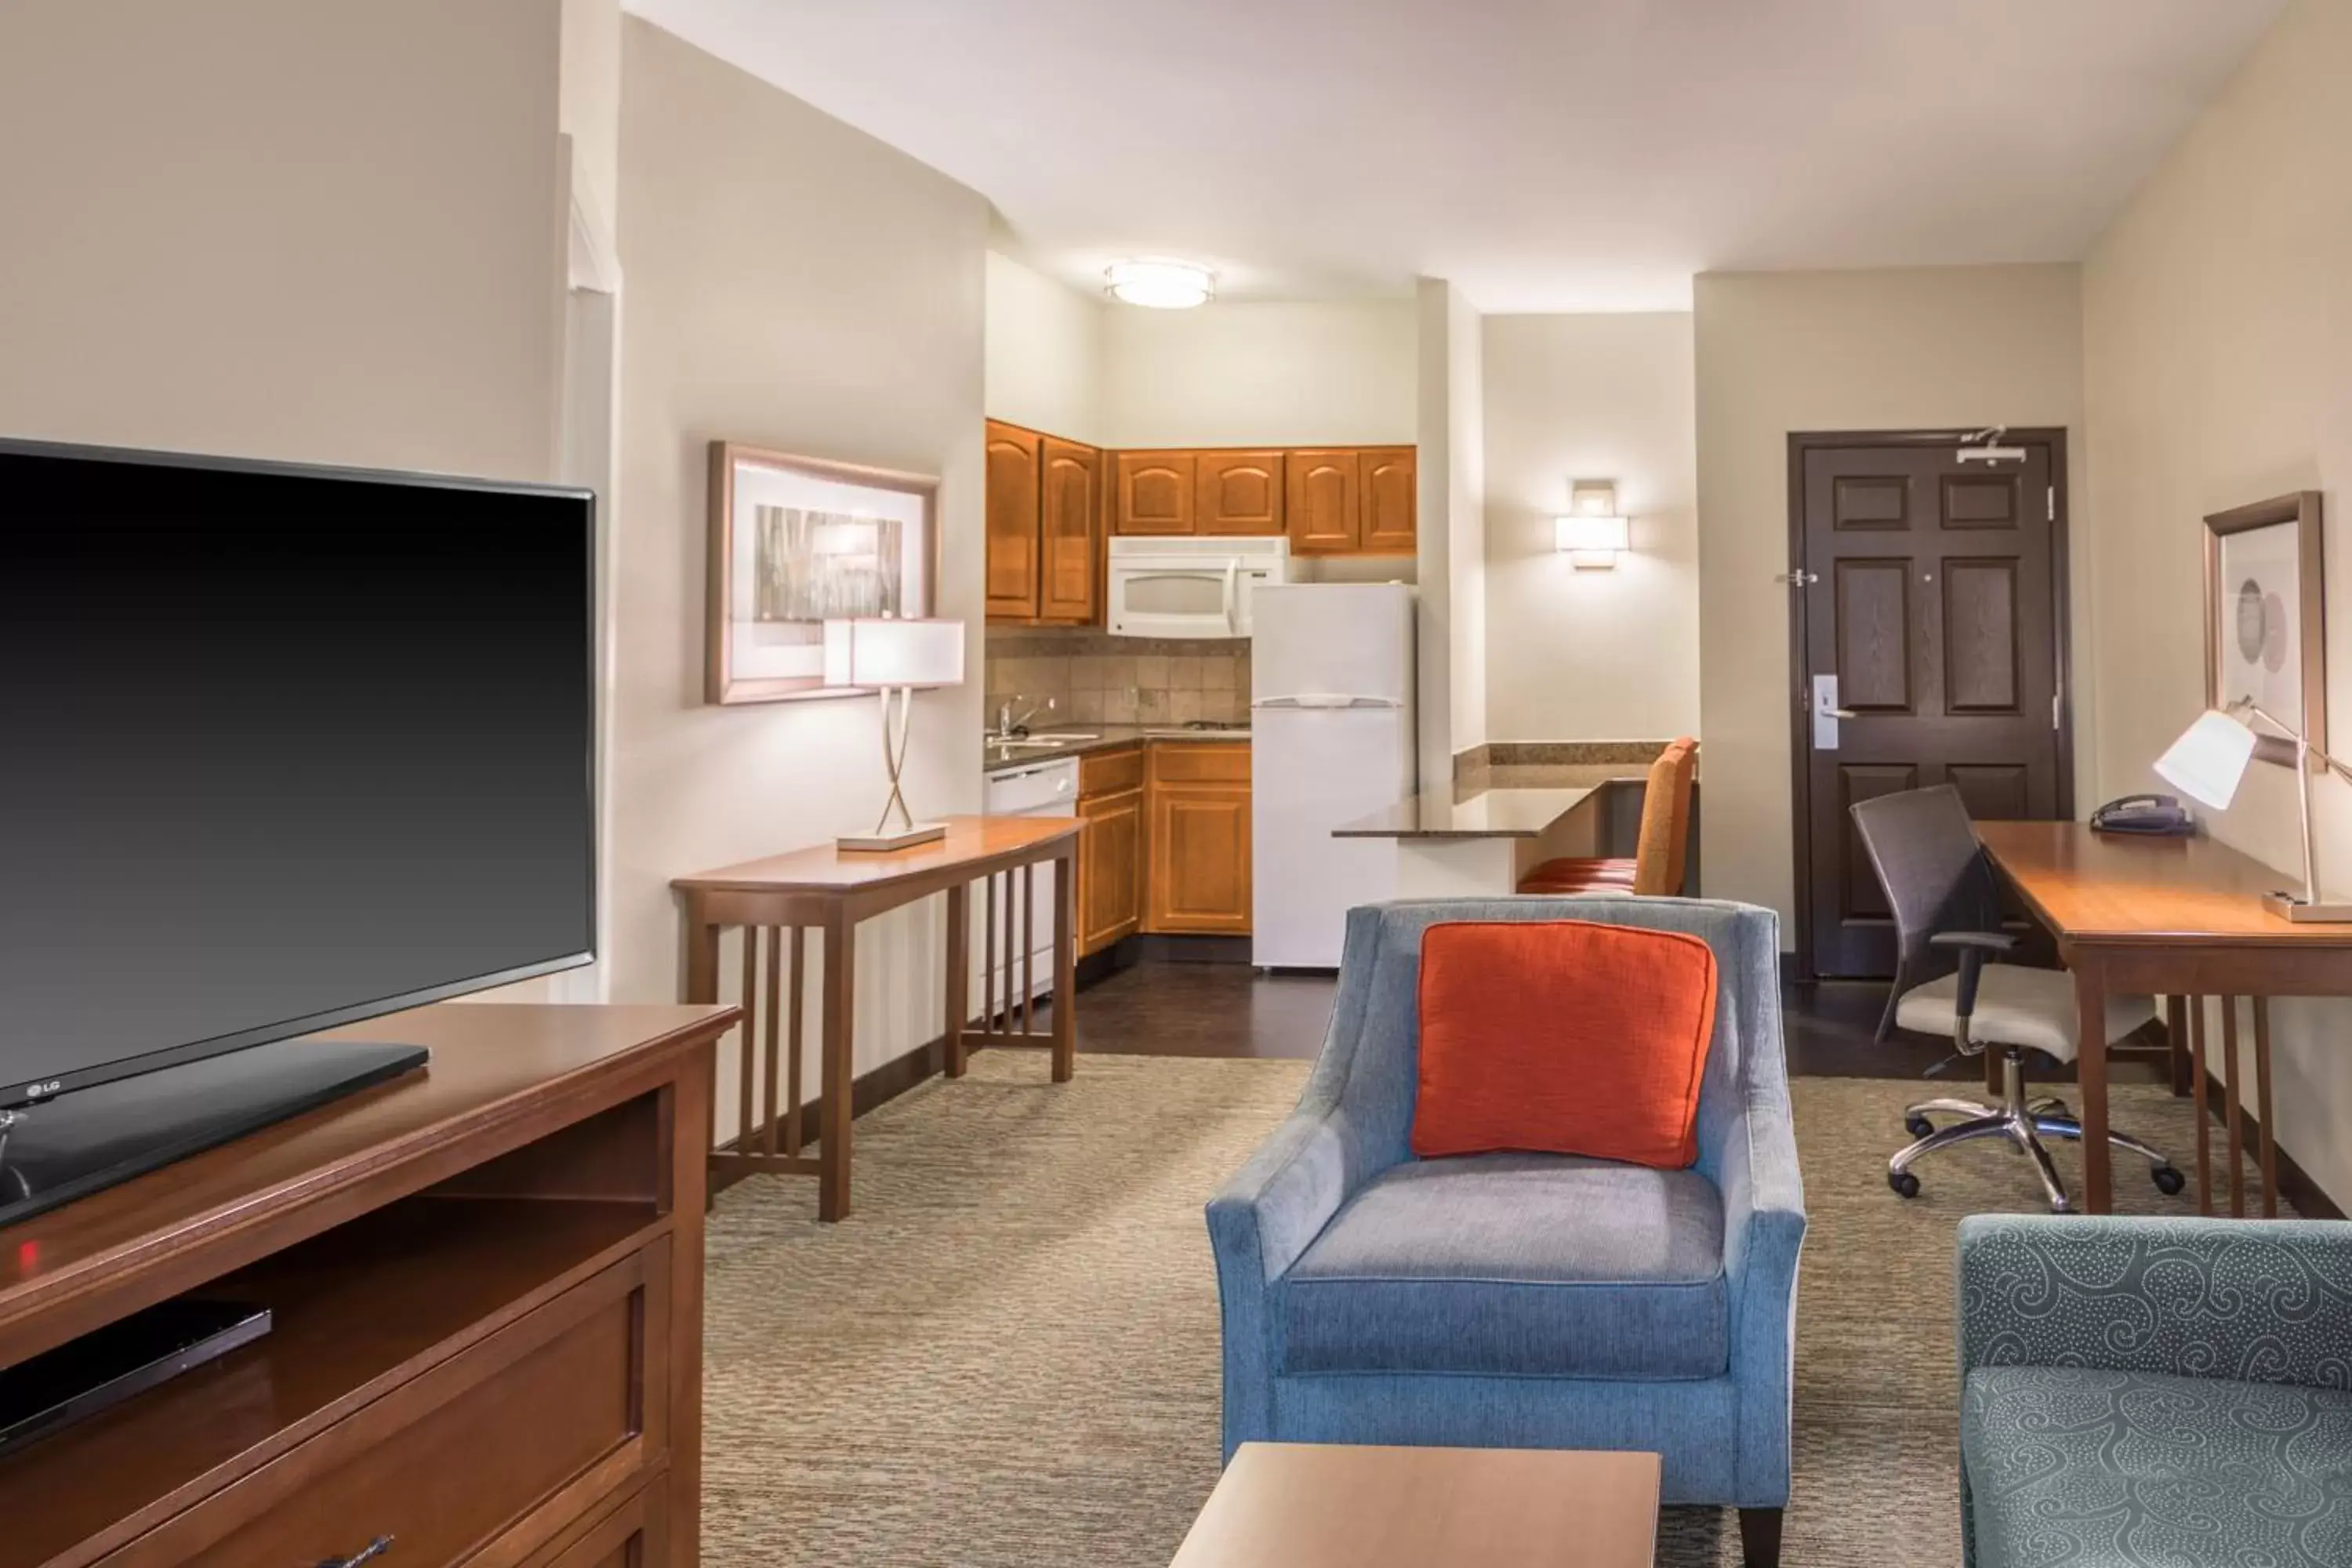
989 732 1101 749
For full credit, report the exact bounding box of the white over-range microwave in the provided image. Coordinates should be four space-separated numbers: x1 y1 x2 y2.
1105 535 1290 640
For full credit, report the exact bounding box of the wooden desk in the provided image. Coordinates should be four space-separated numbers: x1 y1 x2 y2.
673 815 1080 1221
0 1001 733 1568
1977 821 2352 1214
1169 1443 1660 1568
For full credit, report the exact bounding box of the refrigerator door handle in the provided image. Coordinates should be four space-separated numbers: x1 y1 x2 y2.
1251 694 1405 710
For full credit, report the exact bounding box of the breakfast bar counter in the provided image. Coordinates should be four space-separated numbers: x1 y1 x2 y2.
1335 783 1610 898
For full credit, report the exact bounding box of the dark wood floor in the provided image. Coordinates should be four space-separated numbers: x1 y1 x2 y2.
1058 960 2169 1083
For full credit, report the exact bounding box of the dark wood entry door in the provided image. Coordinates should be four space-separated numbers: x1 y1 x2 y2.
1793 432 2071 978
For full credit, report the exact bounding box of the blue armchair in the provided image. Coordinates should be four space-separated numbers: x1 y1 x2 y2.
1957 1215 2352 1568
1206 898 1806 1566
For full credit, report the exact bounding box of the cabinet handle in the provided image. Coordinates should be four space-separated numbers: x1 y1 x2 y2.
318 1537 394 1568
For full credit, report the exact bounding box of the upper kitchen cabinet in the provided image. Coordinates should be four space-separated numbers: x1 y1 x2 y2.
1359 447 1417 554
1114 451 1195 535
1193 450 1285 535
987 420 1104 626
1038 437 1098 622
1285 449 1360 554
985 421 1042 620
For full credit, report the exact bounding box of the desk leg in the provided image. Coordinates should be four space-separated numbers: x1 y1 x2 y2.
819 912 856 1222
685 913 721 1201
2076 964 2112 1214
2254 996 2277 1219
1052 845 1076 1083
945 882 969 1080
2165 995 2191 1097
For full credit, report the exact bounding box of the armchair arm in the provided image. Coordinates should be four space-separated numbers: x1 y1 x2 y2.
1713 1059 1808 1506
1958 1215 2352 1387
1203 1101 1362 1457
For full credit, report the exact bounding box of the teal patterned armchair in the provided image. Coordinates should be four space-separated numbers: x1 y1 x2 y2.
1956 1214 2352 1567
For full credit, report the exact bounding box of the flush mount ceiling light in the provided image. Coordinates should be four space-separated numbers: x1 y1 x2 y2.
1553 480 1632 568
1105 258 1216 309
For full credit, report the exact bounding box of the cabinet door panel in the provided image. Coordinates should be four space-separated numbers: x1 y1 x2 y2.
1359 448 1417 554
1145 783 1251 935
1194 451 1284 535
1285 450 1360 554
1039 438 1099 623
985 422 1041 620
1078 788 1143 953
1116 452 1196 535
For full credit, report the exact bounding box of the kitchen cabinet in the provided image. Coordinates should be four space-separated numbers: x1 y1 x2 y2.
985 421 1041 619
1194 450 1285 535
1039 437 1098 622
1144 742 1252 935
1115 451 1196 535
1285 448 1361 554
987 420 1103 626
1360 446 1418 554
1076 746 1145 955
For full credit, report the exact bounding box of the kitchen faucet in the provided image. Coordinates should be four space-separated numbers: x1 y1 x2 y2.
994 695 1054 739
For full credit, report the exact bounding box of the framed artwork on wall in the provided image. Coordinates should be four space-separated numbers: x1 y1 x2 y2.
2203 490 2326 759
706 442 938 704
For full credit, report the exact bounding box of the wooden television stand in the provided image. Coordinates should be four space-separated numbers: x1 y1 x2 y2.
0 1000 735 1568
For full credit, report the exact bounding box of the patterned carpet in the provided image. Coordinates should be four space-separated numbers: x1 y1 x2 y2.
703 1054 2281 1566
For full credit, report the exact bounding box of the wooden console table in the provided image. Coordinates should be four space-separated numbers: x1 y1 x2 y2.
1979 820 2352 1215
674 815 1081 1222
0 1000 733 1568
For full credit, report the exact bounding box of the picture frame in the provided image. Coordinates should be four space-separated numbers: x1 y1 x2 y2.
2203 490 2326 760
706 442 939 705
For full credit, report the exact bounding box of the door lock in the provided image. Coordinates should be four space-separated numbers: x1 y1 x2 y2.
1811 674 1857 749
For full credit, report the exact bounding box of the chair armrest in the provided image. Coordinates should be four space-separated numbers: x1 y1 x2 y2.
1712 1075 1808 1505
1204 1103 1361 1459
1927 931 2016 1023
1928 931 2018 954
1957 1215 2352 1386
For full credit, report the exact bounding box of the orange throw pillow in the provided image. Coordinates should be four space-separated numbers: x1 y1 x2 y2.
1411 921 1718 1168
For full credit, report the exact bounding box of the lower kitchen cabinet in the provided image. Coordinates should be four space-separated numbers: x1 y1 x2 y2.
1076 747 1145 955
1144 743 1252 935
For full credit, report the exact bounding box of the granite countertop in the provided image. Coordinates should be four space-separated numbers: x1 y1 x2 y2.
982 724 1250 773
1332 785 1603 840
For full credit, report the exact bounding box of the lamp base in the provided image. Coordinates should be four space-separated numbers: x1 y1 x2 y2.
2261 890 2352 923
837 822 947 854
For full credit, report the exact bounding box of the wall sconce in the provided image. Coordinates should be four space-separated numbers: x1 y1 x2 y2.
1553 480 1631 569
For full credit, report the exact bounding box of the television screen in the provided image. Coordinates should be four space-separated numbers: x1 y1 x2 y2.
0 441 596 1108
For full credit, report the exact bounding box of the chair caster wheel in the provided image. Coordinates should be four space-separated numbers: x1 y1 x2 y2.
2153 1165 2186 1196
1904 1114 1935 1140
1888 1169 1921 1199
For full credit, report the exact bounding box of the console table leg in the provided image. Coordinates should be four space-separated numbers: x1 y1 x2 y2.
819 913 856 1222
945 882 969 1079
2222 996 2244 1218
2254 996 2277 1218
1052 845 1076 1083
2190 997 2212 1215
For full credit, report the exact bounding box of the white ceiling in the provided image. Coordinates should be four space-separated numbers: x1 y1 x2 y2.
622 0 2284 312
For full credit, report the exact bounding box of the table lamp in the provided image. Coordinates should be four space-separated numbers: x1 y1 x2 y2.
2154 698 2352 921
822 615 966 852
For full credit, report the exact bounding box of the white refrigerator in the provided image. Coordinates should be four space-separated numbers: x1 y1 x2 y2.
1250 582 1417 968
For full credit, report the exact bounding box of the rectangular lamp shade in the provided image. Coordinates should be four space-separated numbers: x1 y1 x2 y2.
1553 514 1630 554
821 617 966 689
2153 709 2257 811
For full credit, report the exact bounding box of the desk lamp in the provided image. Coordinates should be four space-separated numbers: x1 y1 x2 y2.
822 615 965 851
2154 698 2352 921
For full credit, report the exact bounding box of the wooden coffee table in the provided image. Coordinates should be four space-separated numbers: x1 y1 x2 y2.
1169 1443 1661 1567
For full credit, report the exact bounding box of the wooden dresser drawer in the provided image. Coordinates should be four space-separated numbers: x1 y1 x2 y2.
1080 745 1145 797
107 1243 667 1568
1149 742 1250 785
524 1482 669 1568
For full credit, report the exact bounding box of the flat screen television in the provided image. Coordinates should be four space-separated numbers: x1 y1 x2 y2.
0 438 595 1221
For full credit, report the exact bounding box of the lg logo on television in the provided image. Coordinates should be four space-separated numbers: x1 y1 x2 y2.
21 1080 62 1100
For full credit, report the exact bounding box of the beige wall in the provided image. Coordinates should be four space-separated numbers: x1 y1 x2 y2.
1101 299 1417 449
1484 313 1700 742
1693 265 2086 922
984 252 1105 445
612 20 989 1130
2082 0 2352 1207
0 0 567 481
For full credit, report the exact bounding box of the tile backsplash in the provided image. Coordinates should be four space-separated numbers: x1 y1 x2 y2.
985 628 1251 728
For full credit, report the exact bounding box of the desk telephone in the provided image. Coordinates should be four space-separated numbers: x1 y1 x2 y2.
2089 793 2195 837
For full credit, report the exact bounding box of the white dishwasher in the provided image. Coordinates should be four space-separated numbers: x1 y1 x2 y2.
975 756 1078 1017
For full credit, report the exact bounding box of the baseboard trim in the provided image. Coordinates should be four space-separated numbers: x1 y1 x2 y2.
2194 1065 2345 1221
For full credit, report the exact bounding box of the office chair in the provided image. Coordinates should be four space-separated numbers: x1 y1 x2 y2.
1849 785 2183 1212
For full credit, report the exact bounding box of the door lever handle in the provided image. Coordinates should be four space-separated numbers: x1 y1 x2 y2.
1824 707 1859 720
